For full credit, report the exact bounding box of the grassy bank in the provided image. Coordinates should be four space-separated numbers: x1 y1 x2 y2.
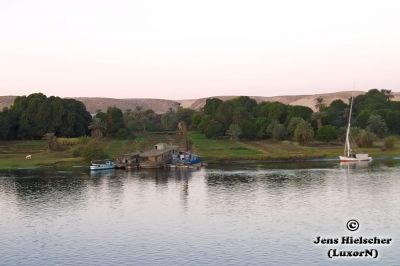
1 133 399 170
188 132 400 162
0 133 186 170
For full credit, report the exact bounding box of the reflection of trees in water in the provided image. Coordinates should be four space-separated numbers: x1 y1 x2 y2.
206 169 328 193
127 168 194 212
106 171 128 206
1 169 90 215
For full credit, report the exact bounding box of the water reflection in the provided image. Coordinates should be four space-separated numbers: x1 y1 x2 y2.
0 161 400 266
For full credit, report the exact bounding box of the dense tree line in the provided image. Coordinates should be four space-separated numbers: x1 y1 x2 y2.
190 89 400 145
191 96 314 141
1 89 398 146
0 93 91 140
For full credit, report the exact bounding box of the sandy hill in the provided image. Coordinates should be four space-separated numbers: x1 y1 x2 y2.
1 91 400 113
0 96 180 114
179 91 400 111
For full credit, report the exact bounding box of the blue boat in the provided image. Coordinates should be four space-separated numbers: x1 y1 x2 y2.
90 160 116 171
172 152 203 167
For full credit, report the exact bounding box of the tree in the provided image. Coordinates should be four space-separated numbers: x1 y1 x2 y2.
88 118 106 138
106 107 126 137
316 125 337 142
43 133 58 151
385 110 400 134
287 117 305 137
286 105 313 122
311 111 326 129
0 93 91 140
0 108 18 139
314 96 326 112
294 121 314 145
204 98 223 116
367 114 388 138
204 119 224 138
226 124 242 140
266 120 286 140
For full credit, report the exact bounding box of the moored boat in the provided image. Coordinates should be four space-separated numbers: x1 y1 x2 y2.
172 152 203 167
90 160 116 171
339 96 372 162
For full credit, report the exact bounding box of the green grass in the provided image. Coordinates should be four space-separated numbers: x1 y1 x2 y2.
0 140 82 169
189 132 400 161
1 133 400 169
0 133 187 170
188 132 263 160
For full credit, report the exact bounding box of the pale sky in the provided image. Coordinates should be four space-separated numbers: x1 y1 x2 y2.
0 0 399 99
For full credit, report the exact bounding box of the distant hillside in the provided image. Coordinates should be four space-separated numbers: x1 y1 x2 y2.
0 96 180 114
1 91 400 113
179 91 400 111
73 98 180 114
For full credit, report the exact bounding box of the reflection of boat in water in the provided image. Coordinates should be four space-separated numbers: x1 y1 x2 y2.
90 160 116 171
339 96 372 162
90 168 116 177
340 160 371 169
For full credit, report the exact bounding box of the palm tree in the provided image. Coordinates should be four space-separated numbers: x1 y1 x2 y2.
314 96 326 112
311 112 326 129
88 118 106 138
313 97 327 129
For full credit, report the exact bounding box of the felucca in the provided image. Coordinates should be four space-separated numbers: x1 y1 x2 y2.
339 96 372 162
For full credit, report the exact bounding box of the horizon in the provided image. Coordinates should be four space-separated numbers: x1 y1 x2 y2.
1 0 400 99
0 89 399 101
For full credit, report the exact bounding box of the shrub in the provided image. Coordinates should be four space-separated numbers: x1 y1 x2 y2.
115 128 132 139
287 117 305 136
266 120 286 140
316 125 338 142
384 136 397 149
294 121 314 145
355 130 375 147
72 147 82 157
82 144 109 162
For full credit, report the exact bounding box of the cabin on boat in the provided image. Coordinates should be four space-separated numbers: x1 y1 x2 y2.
116 152 141 169
139 143 178 168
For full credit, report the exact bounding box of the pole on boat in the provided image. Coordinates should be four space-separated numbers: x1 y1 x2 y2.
345 96 354 157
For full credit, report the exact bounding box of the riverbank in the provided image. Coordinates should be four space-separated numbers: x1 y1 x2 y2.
188 132 400 162
1 133 399 169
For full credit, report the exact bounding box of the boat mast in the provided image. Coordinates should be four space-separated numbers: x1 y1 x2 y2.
345 96 353 157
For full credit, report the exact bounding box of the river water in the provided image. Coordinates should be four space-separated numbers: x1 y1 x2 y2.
0 161 399 265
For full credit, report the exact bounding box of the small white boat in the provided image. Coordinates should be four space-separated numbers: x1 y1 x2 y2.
339 96 372 162
90 160 116 171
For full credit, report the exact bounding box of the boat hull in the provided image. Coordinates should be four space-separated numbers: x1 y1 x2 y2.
90 161 116 171
339 156 372 162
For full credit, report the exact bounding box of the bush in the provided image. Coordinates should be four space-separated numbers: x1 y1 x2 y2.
266 120 286 140
294 121 314 145
72 147 82 157
355 130 375 147
287 117 305 136
82 144 109 162
115 128 132 139
384 136 397 149
316 125 337 142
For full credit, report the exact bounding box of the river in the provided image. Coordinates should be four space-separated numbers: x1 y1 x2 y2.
0 161 399 265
